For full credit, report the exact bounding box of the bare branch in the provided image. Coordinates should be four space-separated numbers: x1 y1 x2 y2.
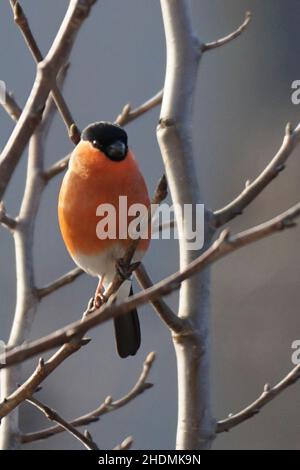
2 202 300 370
36 267 83 299
10 0 81 144
4 66 72 350
0 0 97 201
217 363 300 433
21 352 155 443
0 55 73 449
202 11 252 52
158 0 215 450
135 264 187 333
44 154 71 181
1 91 22 122
214 122 300 227
0 336 90 421
115 89 163 126
26 396 98 450
0 66 74 451
39 63 71 130
114 436 134 450
10 0 43 61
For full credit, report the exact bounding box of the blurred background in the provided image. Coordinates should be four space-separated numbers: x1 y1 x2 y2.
0 0 300 450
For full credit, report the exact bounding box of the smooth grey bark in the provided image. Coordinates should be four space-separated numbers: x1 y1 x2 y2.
157 0 215 449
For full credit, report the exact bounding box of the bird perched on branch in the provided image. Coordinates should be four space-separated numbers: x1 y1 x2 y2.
58 121 150 357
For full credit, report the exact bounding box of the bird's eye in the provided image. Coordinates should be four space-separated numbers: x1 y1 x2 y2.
92 140 102 150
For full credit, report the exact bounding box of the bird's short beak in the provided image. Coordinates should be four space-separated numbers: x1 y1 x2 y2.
106 140 127 160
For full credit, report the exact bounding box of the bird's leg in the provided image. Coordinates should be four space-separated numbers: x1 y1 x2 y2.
93 276 107 309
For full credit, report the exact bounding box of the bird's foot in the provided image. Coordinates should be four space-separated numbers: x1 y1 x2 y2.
93 292 108 309
82 297 96 319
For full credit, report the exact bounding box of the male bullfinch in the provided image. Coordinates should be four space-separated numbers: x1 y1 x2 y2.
58 121 150 358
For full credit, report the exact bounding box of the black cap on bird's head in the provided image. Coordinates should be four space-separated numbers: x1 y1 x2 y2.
81 121 128 161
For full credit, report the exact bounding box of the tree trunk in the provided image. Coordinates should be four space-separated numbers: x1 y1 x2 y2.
157 0 215 449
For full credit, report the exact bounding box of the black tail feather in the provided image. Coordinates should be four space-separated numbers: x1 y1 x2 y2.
113 285 141 358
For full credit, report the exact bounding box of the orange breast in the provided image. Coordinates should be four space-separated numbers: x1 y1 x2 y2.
58 141 150 257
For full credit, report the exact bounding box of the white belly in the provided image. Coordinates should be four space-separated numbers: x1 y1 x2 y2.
72 243 144 288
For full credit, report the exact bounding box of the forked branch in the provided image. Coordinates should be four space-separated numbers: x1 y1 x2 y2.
217 363 300 433
26 396 99 450
10 0 81 144
214 122 300 227
0 0 97 201
22 352 155 443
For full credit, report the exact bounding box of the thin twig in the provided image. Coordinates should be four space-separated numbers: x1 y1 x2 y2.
217 363 300 433
0 0 97 201
135 264 187 333
21 352 155 443
2 91 22 122
26 396 98 450
115 89 163 126
213 122 300 227
37 267 83 299
44 154 71 181
0 335 91 421
0 54 72 449
10 0 42 60
10 0 80 144
202 11 251 52
114 436 134 450
1 202 300 371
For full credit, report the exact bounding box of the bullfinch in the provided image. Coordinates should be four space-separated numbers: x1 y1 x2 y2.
58 121 150 358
